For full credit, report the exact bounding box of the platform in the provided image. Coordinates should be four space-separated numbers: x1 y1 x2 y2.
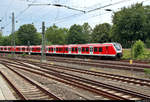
0 74 16 100
0 64 16 100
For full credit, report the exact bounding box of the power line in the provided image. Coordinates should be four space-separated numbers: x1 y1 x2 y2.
53 0 130 24
3 6 30 30
85 0 131 13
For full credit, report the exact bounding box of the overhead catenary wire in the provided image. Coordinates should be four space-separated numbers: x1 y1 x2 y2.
2 0 150 35
53 0 132 24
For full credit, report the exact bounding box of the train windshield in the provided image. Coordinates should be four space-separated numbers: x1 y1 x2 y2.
113 43 121 51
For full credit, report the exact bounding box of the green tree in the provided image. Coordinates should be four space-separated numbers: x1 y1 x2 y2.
91 23 111 43
1 36 11 46
67 24 87 44
45 24 68 45
0 32 3 45
82 22 92 43
17 24 40 45
112 3 148 48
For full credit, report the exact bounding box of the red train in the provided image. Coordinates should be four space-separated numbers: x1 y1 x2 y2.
0 43 123 59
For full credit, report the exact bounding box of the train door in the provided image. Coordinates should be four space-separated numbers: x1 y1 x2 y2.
78 47 81 54
68 47 71 54
54 47 56 53
90 46 93 55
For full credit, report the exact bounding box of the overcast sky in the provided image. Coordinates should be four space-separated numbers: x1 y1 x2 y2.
0 0 150 36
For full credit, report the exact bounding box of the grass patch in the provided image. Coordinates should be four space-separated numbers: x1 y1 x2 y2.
144 68 150 74
122 48 150 61
144 68 150 78
122 49 131 60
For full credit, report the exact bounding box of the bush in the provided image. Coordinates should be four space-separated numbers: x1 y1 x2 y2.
132 40 145 59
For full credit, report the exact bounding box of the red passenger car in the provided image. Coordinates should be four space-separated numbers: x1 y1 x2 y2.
0 43 122 59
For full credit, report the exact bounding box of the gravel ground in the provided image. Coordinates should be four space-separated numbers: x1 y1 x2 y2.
15 67 108 100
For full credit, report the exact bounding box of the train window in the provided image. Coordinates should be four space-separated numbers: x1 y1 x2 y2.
4 48 7 50
22 48 25 51
82 48 85 52
59 48 61 51
37 48 40 51
65 48 68 52
94 48 97 52
1 48 3 50
86 48 89 52
49 48 51 51
16 48 20 51
51 48 53 51
72 48 74 52
99 47 102 52
56 48 58 51
75 48 77 52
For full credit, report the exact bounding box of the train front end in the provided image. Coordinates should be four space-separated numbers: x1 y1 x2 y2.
113 43 123 59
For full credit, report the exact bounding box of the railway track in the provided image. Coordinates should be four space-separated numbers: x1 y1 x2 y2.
22 55 150 72
0 63 61 100
19 59 150 87
0 58 150 100
3 57 150 88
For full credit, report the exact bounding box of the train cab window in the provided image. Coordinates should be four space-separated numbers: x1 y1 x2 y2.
94 48 98 52
86 48 89 52
99 47 102 52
